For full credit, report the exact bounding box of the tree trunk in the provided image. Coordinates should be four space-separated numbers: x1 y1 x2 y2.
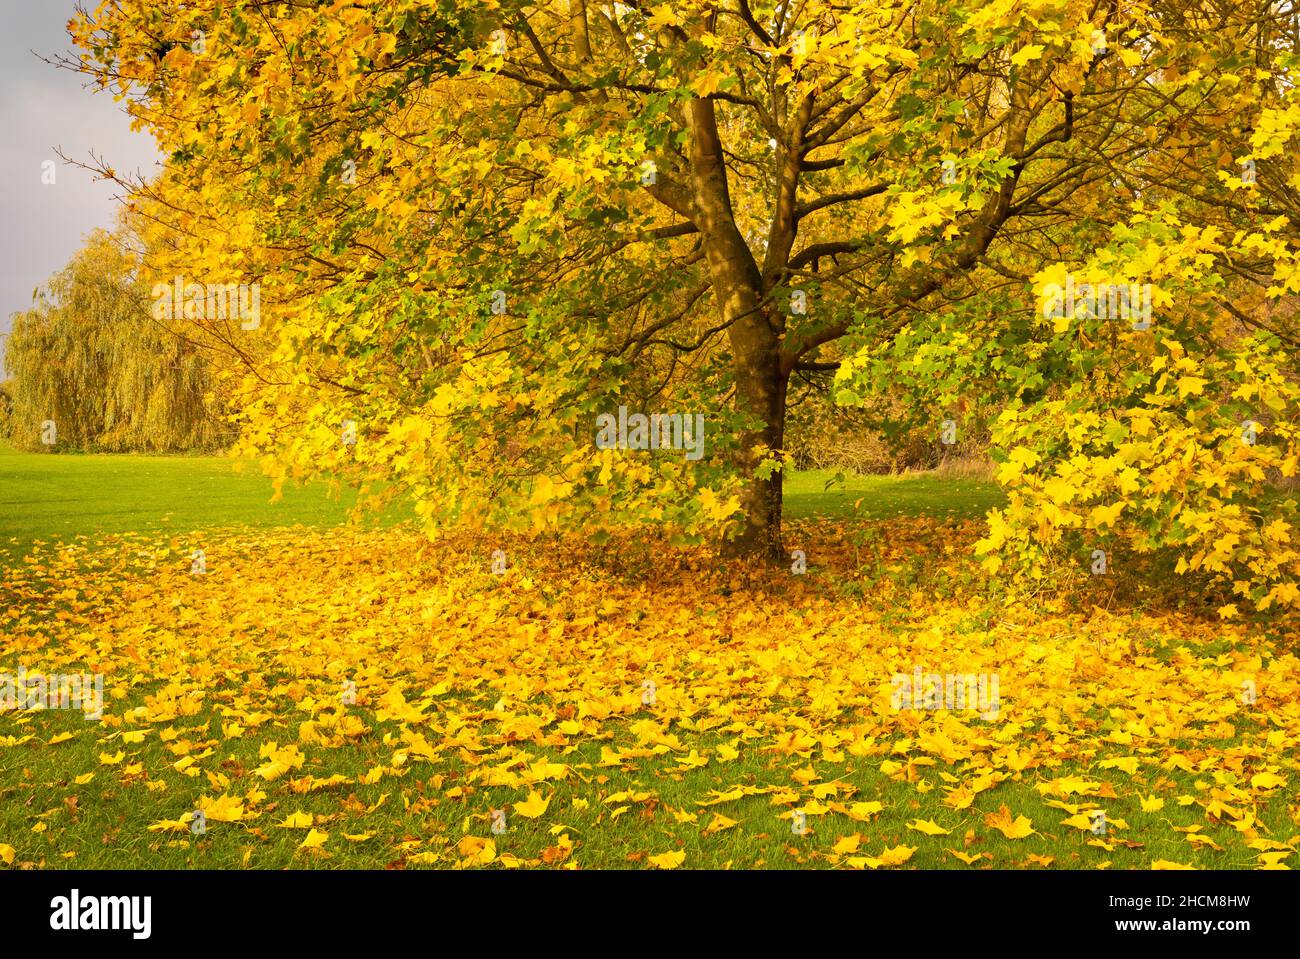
725 340 788 562
697 253 788 562
685 96 790 561
717 276 788 562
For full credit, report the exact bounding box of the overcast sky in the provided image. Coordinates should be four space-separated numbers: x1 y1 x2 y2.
0 0 161 376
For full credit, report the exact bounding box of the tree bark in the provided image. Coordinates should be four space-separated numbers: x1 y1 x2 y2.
708 257 788 562
684 95 790 561
724 327 788 562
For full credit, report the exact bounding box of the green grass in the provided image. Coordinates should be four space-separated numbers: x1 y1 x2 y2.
4 706 1271 870
0 446 1001 567
0 445 1286 871
784 468 1003 520
0 444 406 564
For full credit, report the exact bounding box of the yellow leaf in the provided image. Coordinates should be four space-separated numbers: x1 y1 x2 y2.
906 818 951 836
648 850 685 869
197 793 246 823
704 813 738 835
456 836 496 866
1060 813 1097 831
847 801 884 822
1011 44 1046 67
1098 756 1140 775
1250 771 1286 790
833 834 861 855
514 789 550 819
877 844 917 866
676 749 709 769
985 806 1036 839
298 829 329 850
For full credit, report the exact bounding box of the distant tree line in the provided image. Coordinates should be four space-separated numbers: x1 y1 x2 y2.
2 229 229 453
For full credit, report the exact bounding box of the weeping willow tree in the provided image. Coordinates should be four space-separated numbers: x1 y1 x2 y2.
4 229 227 452
0 381 12 439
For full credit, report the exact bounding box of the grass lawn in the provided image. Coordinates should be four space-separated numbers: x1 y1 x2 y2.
784 468 1002 520
0 444 404 564
1 445 1295 872
0 445 1003 564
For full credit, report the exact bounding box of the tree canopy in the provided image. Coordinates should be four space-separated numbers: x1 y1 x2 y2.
66 0 1300 607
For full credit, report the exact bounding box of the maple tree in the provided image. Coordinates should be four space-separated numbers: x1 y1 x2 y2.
61 0 1300 591
10 0 1300 883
